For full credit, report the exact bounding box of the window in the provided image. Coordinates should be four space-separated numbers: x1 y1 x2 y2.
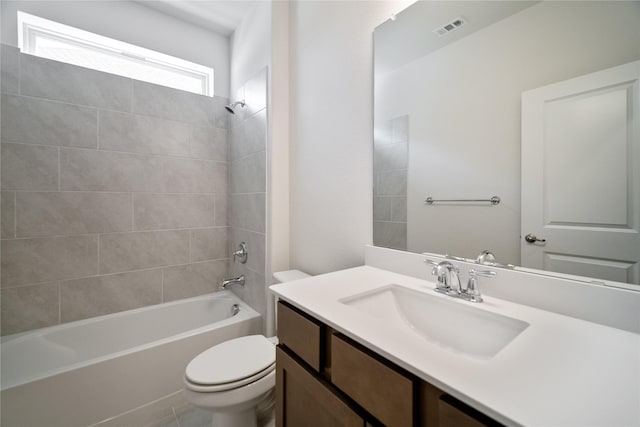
18 11 214 96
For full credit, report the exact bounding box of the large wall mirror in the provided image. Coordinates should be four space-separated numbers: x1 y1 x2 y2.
373 1 640 289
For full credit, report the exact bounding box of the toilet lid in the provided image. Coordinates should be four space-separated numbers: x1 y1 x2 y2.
186 335 275 386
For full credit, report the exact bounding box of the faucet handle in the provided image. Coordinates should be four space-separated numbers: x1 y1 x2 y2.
464 269 496 303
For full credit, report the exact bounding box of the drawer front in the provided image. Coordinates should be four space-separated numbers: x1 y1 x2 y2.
438 395 502 427
331 334 415 427
276 347 364 427
277 301 323 371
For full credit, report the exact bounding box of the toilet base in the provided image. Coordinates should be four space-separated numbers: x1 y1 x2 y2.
211 409 256 427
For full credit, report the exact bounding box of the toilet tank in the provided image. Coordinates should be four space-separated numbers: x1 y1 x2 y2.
270 270 310 338
273 270 311 284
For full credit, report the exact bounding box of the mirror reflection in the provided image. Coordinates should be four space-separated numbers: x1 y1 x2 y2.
373 1 640 287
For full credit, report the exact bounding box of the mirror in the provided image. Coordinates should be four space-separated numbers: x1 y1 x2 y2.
373 1 640 289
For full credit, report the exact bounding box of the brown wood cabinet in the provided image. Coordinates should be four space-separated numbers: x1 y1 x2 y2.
276 300 503 427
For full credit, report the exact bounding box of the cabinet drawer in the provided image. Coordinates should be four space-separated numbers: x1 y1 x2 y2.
438 395 502 427
331 333 415 427
277 301 323 372
276 347 364 427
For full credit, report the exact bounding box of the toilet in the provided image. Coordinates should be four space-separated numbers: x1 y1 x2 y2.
183 270 310 427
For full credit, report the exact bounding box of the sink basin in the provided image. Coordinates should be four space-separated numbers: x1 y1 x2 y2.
340 285 529 360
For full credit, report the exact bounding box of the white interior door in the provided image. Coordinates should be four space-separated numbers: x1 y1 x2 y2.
521 61 640 286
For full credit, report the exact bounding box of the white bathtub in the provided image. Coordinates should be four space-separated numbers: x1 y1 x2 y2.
0 291 261 427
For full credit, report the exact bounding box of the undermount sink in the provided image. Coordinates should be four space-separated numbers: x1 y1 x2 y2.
340 285 529 360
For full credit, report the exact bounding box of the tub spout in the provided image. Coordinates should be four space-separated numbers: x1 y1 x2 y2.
222 275 245 289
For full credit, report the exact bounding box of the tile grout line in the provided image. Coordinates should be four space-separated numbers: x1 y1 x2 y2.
58 281 61 325
96 109 100 150
57 147 61 191
97 234 101 275
13 191 17 238
2 135 228 164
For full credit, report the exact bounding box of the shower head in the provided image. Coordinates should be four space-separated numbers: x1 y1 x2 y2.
225 100 246 114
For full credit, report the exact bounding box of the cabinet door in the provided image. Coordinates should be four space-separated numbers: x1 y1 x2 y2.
331 334 415 427
276 347 364 427
277 301 323 372
420 382 502 427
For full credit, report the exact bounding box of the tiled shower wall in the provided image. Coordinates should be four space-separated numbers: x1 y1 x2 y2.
227 68 268 324
0 45 230 336
373 115 408 250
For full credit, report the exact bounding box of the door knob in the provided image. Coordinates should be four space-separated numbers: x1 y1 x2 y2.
525 233 546 243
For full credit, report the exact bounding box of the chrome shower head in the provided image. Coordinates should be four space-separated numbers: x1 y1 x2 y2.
225 100 246 114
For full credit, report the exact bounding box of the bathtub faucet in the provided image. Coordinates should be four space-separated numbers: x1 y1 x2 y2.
222 275 245 290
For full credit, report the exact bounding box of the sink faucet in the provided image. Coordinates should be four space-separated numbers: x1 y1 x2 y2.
425 259 496 303
222 275 245 290
425 260 461 295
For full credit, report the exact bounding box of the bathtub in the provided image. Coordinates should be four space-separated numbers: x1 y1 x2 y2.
0 291 261 427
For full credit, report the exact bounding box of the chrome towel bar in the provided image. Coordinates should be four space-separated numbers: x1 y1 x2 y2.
425 196 500 205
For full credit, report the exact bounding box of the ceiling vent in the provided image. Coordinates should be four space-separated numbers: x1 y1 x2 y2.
433 16 467 37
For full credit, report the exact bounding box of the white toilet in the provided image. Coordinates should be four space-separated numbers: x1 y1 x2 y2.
183 270 310 427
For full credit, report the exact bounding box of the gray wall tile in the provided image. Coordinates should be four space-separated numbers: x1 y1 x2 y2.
134 194 214 230
229 110 266 161
163 260 227 301
99 230 189 274
374 143 408 171
391 197 407 222
373 197 391 221
1 235 98 287
214 194 228 226
191 228 228 262
1 282 59 335
230 193 265 233
1 94 97 148
21 54 132 111
60 148 163 192
190 125 227 161
60 269 162 322
230 151 266 194
211 96 229 130
228 263 266 319
1 143 58 191
2 191 16 238
1 44 20 94
373 221 407 251
99 110 190 156
132 81 223 127
162 157 226 194
377 170 407 196
16 192 132 237
1 52 235 334
229 228 265 276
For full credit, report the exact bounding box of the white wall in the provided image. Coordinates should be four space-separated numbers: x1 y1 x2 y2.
229 2 270 98
288 1 412 275
376 1 640 265
0 0 231 97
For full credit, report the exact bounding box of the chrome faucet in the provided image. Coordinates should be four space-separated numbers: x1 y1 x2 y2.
425 259 496 303
475 250 515 269
222 275 245 289
233 242 248 264
426 260 461 295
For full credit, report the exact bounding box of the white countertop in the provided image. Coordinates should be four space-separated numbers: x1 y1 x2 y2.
270 266 640 427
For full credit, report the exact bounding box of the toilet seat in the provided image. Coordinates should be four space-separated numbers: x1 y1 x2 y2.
185 335 275 393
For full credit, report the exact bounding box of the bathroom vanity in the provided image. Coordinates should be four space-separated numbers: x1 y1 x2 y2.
270 247 640 427
276 300 499 427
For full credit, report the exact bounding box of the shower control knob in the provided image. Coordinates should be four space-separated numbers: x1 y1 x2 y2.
525 233 546 243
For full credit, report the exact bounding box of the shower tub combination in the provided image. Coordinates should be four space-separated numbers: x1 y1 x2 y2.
0 291 261 427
